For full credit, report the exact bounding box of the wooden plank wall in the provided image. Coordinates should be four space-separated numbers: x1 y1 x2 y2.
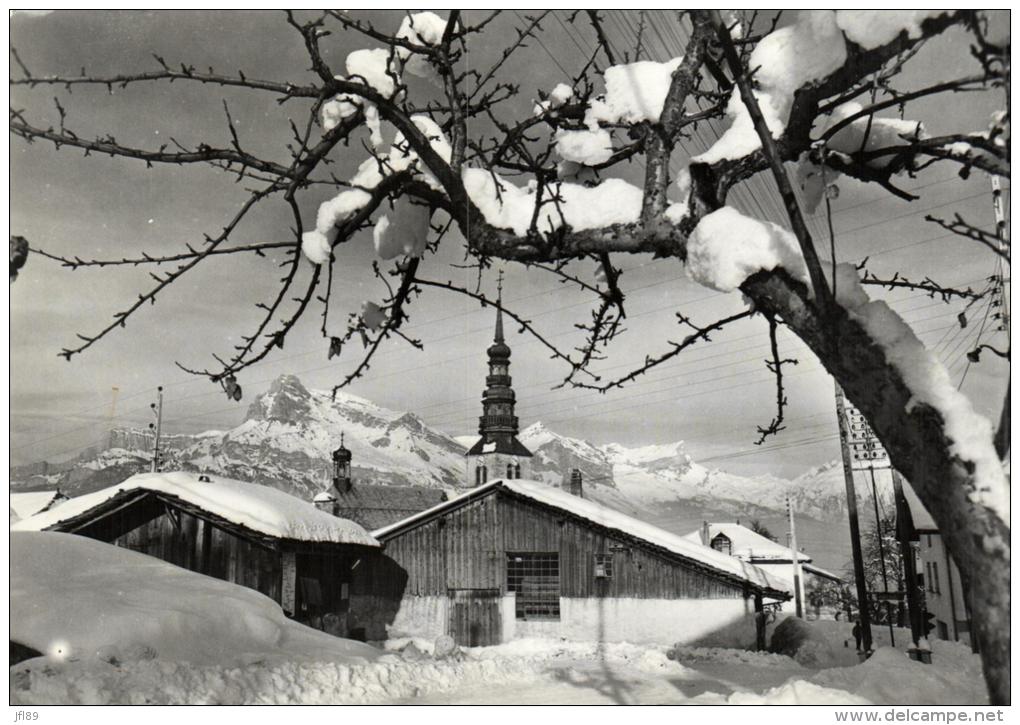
377 492 745 601
106 506 283 604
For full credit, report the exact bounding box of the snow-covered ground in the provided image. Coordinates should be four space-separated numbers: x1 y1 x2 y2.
10 532 988 706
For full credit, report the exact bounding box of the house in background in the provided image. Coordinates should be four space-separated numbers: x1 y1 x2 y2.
13 471 381 638
352 478 789 649
683 522 842 610
312 436 447 530
9 489 68 524
899 482 973 646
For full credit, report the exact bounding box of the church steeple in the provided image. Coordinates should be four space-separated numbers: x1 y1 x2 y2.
466 271 532 482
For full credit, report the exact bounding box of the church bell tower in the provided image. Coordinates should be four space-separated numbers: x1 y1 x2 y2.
466 272 532 485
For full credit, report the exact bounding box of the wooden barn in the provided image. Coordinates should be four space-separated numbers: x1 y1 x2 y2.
348 478 789 648
12 471 380 638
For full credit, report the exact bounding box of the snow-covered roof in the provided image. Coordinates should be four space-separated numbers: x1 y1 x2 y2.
10 491 64 522
901 481 937 532
12 472 380 547
681 523 811 563
802 562 844 583
374 479 791 596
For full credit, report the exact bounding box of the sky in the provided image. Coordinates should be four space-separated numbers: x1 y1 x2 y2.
8 10 1011 478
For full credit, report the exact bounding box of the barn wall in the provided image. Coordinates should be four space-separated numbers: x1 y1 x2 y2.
371 490 761 644
111 507 283 603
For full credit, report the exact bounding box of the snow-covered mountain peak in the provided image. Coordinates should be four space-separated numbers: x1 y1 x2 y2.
246 374 313 422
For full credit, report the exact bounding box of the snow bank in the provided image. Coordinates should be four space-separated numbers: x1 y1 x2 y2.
463 168 642 236
810 644 988 705
833 264 1009 528
10 532 381 669
585 57 684 126
12 471 380 546
686 206 808 292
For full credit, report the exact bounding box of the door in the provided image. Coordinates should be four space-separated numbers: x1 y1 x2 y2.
448 589 501 646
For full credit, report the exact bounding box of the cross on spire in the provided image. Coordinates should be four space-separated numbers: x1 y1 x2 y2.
494 269 505 343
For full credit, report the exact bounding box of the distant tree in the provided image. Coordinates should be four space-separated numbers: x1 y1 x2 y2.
9 10 1010 700
749 518 778 542
858 511 907 625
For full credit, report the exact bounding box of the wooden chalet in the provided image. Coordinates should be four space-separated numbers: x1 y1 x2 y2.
684 522 842 610
12 471 380 638
348 478 790 648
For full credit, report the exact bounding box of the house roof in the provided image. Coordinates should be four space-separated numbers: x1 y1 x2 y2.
681 523 811 563
330 484 448 531
901 481 937 533
12 471 380 547
10 491 65 522
802 562 844 582
373 478 791 598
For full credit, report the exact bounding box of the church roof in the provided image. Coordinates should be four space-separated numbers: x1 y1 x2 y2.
330 483 448 531
465 436 533 457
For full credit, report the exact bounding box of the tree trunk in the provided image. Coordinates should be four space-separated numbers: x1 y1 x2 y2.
743 268 1010 704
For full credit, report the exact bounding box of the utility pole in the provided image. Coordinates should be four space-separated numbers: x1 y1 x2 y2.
869 467 895 647
149 386 164 473
834 384 872 654
786 496 804 618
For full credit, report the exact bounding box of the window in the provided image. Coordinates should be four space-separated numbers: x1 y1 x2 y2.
925 562 932 592
594 554 613 579
710 533 732 556
475 464 488 485
506 463 515 479
931 561 940 594
514 463 521 478
507 553 560 620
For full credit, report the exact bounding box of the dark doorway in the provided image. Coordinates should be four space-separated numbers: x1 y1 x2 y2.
449 588 501 646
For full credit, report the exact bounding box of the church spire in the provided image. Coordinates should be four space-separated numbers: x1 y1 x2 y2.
466 270 532 467
494 270 504 344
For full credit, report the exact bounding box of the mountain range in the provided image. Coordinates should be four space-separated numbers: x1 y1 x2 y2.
10 374 859 571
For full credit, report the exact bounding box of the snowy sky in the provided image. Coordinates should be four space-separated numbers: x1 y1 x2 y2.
9 10 1010 478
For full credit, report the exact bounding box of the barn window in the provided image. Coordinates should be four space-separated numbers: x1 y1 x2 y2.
594 554 613 579
507 552 560 620
710 533 732 556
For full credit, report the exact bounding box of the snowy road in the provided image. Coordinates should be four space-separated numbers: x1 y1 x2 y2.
393 656 806 705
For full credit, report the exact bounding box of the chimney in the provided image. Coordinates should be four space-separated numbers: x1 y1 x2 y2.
701 520 710 545
565 468 583 498
313 490 339 516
